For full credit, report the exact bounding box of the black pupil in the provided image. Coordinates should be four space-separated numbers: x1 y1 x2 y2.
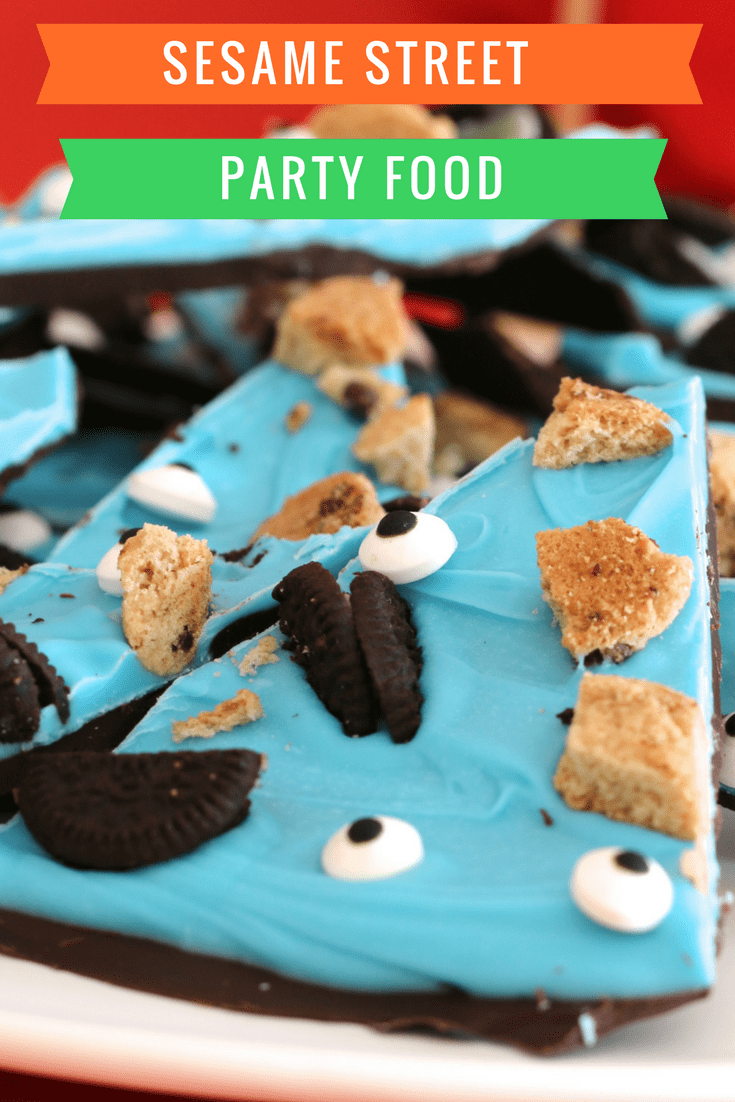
376 511 417 538
347 818 383 844
725 713 735 737
119 527 142 545
614 850 649 874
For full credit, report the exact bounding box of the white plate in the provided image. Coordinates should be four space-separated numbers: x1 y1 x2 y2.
1 817 735 1102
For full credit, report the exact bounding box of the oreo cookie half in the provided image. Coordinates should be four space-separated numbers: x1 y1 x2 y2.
17 748 263 870
272 562 377 737
0 618 69 722
350 571 423 744
0 635 41 744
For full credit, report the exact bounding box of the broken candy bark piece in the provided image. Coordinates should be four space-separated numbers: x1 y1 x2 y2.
273 275 408 375
536 517 693 663
533 378 673 469
554 673 708 844
352 394 434 494
118 524 213 676
685 310 735 376
251 471 385 543
584 220 716 287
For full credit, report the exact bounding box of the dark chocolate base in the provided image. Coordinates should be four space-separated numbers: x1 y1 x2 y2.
0 231 556 311
0 905 707 1056
405 243 641 332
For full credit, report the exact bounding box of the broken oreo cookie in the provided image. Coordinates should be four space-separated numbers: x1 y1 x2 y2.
272 562 377 737
0 635 41 743
350 570 423 744
273 562 424 742
0 617 69 726
17 748 263 870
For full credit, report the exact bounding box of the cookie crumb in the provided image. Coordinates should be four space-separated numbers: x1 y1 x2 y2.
284 401 312 433
172 689 264 743
237 635 280 676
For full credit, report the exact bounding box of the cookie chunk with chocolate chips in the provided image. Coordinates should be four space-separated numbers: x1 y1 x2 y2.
536 517 693 663
272 275 408 376
251 471 385 543
534 378 673 469
119 523 213 676
554 673 708 844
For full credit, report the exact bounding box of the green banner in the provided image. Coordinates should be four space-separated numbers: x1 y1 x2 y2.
60 138 666 220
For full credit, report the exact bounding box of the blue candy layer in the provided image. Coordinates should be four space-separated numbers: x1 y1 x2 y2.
7 429 145 530
0 217 548 278
0 349 77 480
564 328 735 405
50 359 404 568
0 378 717 1003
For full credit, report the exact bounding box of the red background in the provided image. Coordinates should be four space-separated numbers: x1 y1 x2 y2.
0 0 731 1098
2 0 734 206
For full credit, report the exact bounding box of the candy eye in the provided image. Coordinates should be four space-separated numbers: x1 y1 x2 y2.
126 464 216 523
96 528 141 595
358 510 457 584
570 847 674 933
321 815 424 881
0 509 51 553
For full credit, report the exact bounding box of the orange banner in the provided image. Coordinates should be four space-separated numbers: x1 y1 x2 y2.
36 24 701 105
